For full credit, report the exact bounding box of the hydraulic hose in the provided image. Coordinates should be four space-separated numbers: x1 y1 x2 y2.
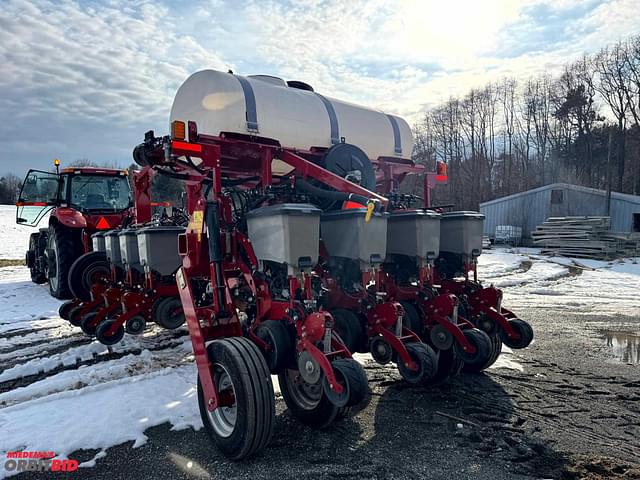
295 177 371 207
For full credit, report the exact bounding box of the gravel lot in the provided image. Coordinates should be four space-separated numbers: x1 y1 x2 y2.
13 307 640 480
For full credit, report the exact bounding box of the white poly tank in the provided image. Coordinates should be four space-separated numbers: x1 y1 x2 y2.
170 70 414 160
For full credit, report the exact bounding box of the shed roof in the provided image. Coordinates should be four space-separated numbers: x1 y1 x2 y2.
479 183 640 207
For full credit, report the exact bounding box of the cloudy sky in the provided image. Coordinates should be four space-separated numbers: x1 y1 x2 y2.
0 0 638 176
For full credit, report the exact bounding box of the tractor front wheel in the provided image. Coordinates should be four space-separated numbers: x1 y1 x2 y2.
27 233 47 284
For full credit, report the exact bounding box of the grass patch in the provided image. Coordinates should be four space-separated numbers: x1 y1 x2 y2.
0 259 25 267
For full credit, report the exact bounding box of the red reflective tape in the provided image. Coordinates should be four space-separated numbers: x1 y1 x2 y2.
435 175 448 182
343 200 365 209
16 202 47 207
151 201 172 207
172 141 202 153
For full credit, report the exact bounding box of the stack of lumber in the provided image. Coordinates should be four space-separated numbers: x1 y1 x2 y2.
531 216 639 259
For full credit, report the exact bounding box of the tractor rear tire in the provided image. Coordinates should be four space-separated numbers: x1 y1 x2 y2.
28 233 47 284
68 252 110 301
47 223 79 299
198 337 275 460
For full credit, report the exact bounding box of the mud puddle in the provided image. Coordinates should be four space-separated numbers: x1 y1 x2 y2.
601 330 640 365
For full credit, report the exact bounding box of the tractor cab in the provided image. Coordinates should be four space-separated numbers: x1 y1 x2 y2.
16 163 132 299
17 167 131 226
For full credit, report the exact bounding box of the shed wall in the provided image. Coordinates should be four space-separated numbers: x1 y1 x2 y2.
480 185 640 237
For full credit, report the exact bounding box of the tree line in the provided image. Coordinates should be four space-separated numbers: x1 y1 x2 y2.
413 35 640 210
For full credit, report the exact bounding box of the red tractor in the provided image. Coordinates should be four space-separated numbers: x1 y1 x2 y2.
16 161 133 299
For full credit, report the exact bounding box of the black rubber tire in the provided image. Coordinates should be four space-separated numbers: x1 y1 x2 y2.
400 301 423 335
463 335 502 373
255 320 294 374
95 318 125 345
424 347 465 386
397 342 438 384
322 358 369 408
80 312 99 336
58 300 75 321
501 319 534 349
278 368 342 429
68 305 84 327
331 309 365 353
153 297 186 329
198 337 275 460
68 251 110 302
28 233 47 284
125 315 146 335
455 328 493 367
47 223 80 299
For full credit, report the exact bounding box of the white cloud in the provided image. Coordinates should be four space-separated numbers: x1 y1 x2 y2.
0 0 638 174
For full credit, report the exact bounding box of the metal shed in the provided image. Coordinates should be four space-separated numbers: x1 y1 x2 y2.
479 183 640 238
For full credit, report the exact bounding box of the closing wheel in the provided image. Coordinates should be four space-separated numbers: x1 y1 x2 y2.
198 337 275 460
153 297 186 329
331 309 365 353
423 347 464 386
255 320 294 374
322 358 369 408
68 252 110 302
58 300 76 321
68 306 84 327
95 318 125 345
400 301 423 335
476 314 499 336
125 315 146 335
429 324 454 350
278 368 343 429
455 328 492 367
501 318 533 349
80 312 100 336
464 335 502 373
369 335 394 365
397 342 438 384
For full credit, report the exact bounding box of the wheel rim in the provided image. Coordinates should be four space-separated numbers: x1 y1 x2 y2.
284 369 322 410
207 364 237 438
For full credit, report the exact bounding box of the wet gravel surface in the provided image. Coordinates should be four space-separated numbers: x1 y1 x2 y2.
14 305 640 480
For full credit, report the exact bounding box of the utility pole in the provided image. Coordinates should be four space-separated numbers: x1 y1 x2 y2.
606 129 613 216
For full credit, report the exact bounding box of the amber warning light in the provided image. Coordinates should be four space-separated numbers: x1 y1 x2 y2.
436 161 448 183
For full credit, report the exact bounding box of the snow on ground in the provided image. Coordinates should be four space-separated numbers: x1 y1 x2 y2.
479 248 640 316
0 245 638 475
0 205 44 260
